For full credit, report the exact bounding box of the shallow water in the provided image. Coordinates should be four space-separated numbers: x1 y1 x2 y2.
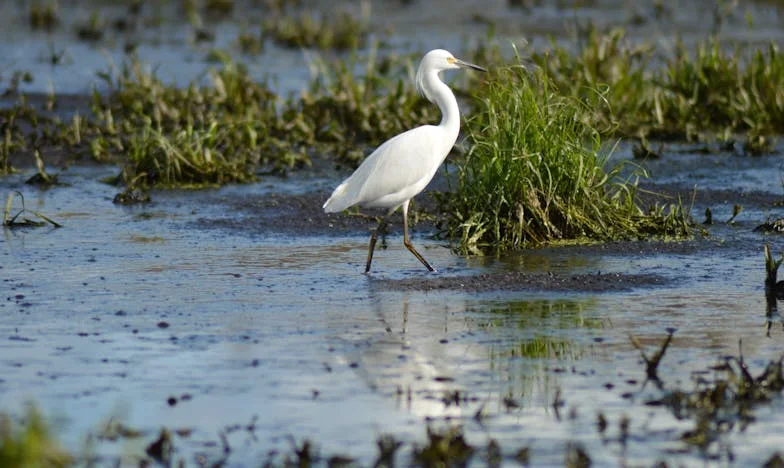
2 0 784 464
1 0 783 95
1 145 783 465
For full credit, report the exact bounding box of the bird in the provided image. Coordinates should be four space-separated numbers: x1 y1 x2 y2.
323 49 486 272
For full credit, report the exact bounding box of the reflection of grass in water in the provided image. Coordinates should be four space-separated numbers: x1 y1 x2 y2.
480 299 602 360
502 335 577 360
485 300 596 359
478 299 603 333
478 299 602 407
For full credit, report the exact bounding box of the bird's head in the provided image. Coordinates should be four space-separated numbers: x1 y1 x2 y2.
416 49 486 101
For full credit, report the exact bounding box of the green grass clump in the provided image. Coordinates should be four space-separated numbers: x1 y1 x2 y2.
530 28 650 137
90 58 307 187
29 2 59 31
440 60 690 252
658 40 784 141
0 405 71 467
75 11 104 42
287 51 439 165
528 28 784 145
263 12 367 51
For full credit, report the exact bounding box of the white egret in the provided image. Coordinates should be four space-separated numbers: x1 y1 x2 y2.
323 49 486 272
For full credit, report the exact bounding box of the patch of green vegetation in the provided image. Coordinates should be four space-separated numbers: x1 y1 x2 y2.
236 29 264 55
411 427 475 466
29 2 59 31
75 11 105 42
527 28 651 137
3 23 782 211
25 150 60 187
526 27 784 146
1 46 437 192
90 57 307 187
3 191 62 228
263 12 367 51
0 404 71 467
205 0 234 17
288 50 438 165
439 59 690 252
0 109 24 175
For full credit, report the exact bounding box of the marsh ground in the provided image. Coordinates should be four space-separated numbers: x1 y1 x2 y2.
2 0 784 466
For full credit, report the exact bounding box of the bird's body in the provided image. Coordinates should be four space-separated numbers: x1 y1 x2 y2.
323 49 485 272
323 124 454 213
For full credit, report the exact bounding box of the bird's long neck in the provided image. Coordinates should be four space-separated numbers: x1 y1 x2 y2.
424 70 460 139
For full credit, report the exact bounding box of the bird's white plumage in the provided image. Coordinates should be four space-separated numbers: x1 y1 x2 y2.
323 49 471 215
323 124 452 213
322 49 485 271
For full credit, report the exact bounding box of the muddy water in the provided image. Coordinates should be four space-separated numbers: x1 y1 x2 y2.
1 144 783 465
2 0 783 95
2 0 784 465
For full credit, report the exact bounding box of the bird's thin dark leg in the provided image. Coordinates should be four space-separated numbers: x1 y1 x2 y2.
402 201 436 272
365 217 386 273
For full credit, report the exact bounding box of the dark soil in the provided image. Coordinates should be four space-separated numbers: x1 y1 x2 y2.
378 271 670 293
187 176 784 293
192 189 441 238
5 91 782 294
640 182 784 208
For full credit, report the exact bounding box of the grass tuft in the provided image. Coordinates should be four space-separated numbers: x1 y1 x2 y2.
440 57 690 252
3 191 62 228
528 28 784 143
263 12 367 51
0 404 71 467
29 2 59 31
289 50 437 165
90 57 307 188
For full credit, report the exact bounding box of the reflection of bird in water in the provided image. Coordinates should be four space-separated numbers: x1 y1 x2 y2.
754 217 784 233
334 300 464 420
323 49 486 272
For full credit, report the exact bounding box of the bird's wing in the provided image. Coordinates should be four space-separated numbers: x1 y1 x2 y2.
352 126 445 204
323 125 445 212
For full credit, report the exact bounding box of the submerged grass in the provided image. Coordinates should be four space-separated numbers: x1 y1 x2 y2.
3 191 62 228
440 57 690 252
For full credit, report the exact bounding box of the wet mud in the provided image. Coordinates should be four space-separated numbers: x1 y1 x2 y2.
3 130 784 466
3 1 784 465
380 270 669 292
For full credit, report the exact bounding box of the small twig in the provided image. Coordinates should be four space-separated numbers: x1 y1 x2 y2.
630 328 676 382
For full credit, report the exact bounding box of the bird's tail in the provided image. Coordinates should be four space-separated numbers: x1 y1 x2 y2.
322 182 353 213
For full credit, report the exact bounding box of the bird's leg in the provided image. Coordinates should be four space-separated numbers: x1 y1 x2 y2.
365 217 387 273
402 201 436 272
